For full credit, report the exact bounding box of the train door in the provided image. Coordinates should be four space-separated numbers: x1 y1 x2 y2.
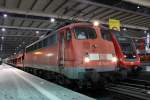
64 28 74 66
59 28 73 67
59 30 65 72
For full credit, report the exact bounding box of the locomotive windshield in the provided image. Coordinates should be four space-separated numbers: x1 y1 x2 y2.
112 30 136 54
74 27 97 39
120 41 136 54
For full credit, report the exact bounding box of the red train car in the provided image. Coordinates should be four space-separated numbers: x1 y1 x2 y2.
8 23 118 86
7 53 24 68
101 29 141 71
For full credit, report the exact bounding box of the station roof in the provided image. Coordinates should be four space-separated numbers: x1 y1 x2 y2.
0 0 150 58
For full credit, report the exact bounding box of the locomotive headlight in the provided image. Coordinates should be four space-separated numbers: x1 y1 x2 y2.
112 57 118 62
124 55 127 58
84 57 90 63
133 55 136 58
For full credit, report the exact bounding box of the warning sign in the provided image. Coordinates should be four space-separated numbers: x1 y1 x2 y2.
109 19 121 31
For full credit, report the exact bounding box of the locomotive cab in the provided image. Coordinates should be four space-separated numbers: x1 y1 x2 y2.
110 30 141 70
61 23 118 84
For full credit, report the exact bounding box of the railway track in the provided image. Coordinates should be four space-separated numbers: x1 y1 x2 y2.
106 79 150 100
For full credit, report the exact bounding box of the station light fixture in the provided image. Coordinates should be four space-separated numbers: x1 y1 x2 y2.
36 31 39 34
1 28 6 32
123 28 127 31
3 14 7 18
1 36 4 40
144 30 147 34
93 20 100 26
50 18 55 23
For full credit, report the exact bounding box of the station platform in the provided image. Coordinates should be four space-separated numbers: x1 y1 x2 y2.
0 64 95 100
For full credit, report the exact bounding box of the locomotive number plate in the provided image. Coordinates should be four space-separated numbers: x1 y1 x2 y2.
89 53 99 60
100 54 113 60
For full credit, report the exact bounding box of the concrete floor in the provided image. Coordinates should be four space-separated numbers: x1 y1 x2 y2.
0 64 95 100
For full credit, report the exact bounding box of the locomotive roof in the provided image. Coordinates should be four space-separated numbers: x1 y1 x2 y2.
26 22 94 48
57 22 93 31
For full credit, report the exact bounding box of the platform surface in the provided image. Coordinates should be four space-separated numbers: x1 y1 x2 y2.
0 64 95 100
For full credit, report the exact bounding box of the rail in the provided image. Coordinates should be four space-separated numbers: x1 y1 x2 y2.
106 79 150 100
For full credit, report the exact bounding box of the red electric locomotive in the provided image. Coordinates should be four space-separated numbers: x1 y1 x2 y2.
8 23 118 86
101 28 141 71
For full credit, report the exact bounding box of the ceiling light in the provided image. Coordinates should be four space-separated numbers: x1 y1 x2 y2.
1 36 4 40
50 18 55 23
144 30 147 34
123 28 126 31
93 20 100 26
2 28 6 32
3 14 7 18
36 31 39 34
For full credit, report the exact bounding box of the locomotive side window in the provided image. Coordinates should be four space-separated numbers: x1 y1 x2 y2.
101 29 112 41
48 33 57 46
26 32 58 53
66 29 71 41
43 37 48 47
74 27 97 40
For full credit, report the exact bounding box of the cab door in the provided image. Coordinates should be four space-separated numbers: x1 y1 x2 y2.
58 30 65 70
59 28 74 67
64 28 74 66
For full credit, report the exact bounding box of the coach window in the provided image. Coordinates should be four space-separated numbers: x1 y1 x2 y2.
101 29 112 41
66 29 71 41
